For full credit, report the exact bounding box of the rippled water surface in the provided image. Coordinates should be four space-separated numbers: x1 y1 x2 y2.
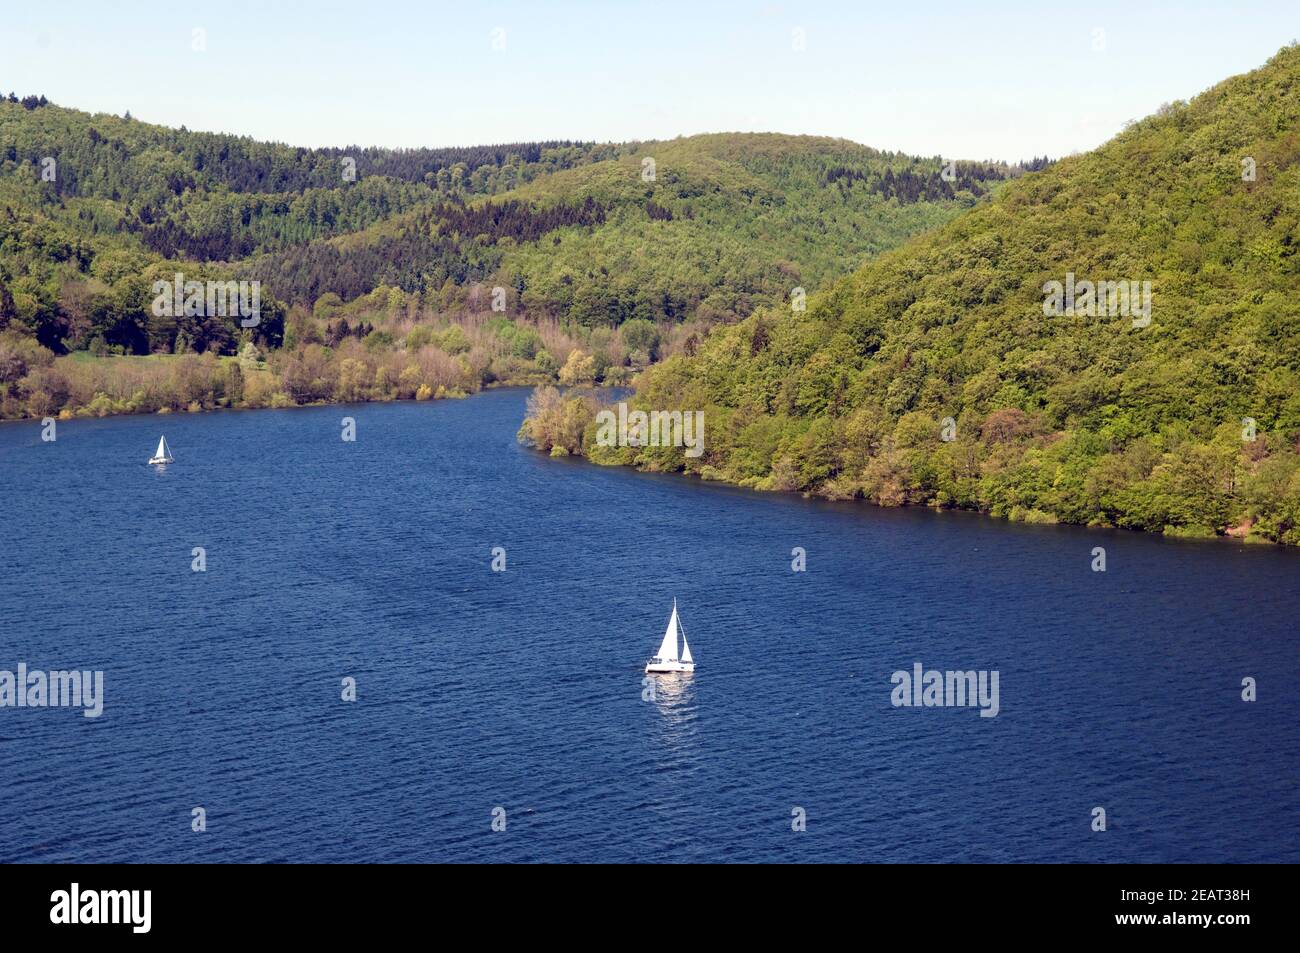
1 389 1296 862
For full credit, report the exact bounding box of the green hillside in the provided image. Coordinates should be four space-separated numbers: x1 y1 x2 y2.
0 96 1036 419
527 45 1300 546
249 132 1032 325
0 98 606 355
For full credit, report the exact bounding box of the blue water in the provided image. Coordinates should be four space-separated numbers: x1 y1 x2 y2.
1 388 1296 863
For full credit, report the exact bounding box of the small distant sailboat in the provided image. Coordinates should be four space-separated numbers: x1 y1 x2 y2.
148 435 173 465
645 598 695 674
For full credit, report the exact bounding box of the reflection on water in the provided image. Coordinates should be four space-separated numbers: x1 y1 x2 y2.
649 671 694 713
650 672 698 760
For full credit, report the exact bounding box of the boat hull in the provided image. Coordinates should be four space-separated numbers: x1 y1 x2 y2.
148 457 172 465
644 661 695 674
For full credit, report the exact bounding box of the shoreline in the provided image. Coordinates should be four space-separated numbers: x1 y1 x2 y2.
0 376 628 427
534 444 1296 553
8 375 1290 553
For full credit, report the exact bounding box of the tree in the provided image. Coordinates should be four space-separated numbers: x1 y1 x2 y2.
558 349 595 386
0 281 15 331
620 318 659 358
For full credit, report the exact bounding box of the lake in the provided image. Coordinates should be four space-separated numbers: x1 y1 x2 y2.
1 388 1296 862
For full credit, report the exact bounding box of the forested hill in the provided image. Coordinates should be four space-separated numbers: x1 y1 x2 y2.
544 44 1300 546
0 95 1038 358
249 133 1044 324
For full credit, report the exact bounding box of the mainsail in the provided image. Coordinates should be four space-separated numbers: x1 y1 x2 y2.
155 436 169 460
655 601 680 661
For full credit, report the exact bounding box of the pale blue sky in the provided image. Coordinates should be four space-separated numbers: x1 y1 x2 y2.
3 1 1296 160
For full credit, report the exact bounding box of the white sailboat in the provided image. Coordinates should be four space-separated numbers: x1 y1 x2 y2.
645 598 695 674
148 435 173 465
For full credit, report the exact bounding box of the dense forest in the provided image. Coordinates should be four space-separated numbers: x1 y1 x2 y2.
247 134 1042 324
520 45 1300 547
0 95 1034 419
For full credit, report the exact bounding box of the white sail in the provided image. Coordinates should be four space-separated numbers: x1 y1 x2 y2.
680 631 693 664
655 601 680 661
150 435 173 464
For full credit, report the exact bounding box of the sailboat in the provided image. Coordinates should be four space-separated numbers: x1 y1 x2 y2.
645 599 695 674
148 435 173 465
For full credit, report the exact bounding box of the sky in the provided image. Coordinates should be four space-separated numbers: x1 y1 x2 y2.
2 1 1297 161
